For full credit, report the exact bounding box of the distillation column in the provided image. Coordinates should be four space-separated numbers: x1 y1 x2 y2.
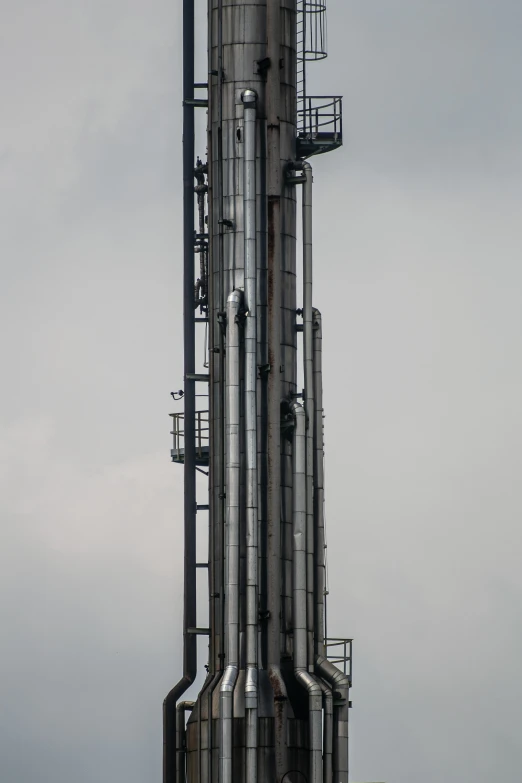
164 2 350 782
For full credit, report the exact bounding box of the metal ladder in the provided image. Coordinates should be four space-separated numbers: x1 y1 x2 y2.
297 0 306 126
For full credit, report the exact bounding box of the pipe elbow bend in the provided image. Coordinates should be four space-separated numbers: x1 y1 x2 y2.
227 289 242 308
316 654 350 689
245 667 258 694
295 668 322 697
220 665 239 694
176 700 195 715
241 89 257 104
292 400 306 418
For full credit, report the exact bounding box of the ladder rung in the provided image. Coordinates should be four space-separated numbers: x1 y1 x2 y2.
196 504 210 511
187 627 210 635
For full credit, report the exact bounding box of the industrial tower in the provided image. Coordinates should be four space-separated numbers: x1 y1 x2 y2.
164 2 350 782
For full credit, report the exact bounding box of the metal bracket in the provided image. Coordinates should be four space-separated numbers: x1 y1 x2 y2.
256 57 271 77
258 363 271 378
218 218 234 230
183 98 208 108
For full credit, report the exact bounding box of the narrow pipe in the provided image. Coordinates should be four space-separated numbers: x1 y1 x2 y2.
312 308 326 657
176 701 195 783
293 402 323 783
163 2 196 781
302 161 315 669
317 679 333 783
316 655 350 783
219 290 242 783
206 671 221 783
242 88 259 783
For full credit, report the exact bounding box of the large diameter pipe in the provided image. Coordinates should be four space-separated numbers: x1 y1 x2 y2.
242 88 259 783
266 1 287 778
302 161 315 669
293 402 323 783
316 655 351 783
219 290 242 783
312 308 326 657
163 2 196 781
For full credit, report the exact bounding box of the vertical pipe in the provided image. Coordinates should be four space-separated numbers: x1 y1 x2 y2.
207 5 222 781
219 290 242 783
176 701 195 783
316 656 350 783
207 671 221 783
163 2 196 781
312 308 326 658
216 0 226 685
293 402 323 783
302 161 315 669
242 89 259 783
266 2 288 779
317 680 333 783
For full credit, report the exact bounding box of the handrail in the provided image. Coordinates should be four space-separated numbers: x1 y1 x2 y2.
325 637 353 680
170 411 210 463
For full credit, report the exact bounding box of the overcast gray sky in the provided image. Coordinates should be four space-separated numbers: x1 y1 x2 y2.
1 1 522 782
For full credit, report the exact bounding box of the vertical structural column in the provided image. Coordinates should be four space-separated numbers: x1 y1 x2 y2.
182 0 197 704
163 2 196 782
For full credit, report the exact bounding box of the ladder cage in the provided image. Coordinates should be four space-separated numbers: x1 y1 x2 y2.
297 0 328 65
304 1 328 61
297 0 328 127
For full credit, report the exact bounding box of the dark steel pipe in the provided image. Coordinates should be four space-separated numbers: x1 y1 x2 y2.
176 701 195 783
163 2 196 782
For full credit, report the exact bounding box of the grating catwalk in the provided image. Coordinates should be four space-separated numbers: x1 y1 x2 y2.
164 2 350 782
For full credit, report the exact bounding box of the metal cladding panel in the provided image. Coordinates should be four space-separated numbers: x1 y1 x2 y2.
187 717 310 782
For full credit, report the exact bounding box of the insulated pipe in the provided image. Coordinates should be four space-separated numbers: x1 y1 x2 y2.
266 1 287 779
219 290 242 783
163 2 196 781
176 701 195 783
293 402 323 783
312 308 326 657
266 0 282 670
242 88 259 783
316 655 351 783
301 161 315 669
317 679 333 783
206 671 221 783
